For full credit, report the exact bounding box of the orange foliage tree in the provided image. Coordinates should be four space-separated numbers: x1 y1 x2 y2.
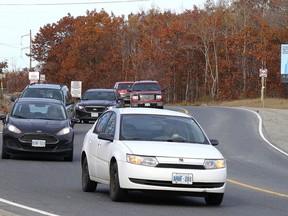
29 1 288 102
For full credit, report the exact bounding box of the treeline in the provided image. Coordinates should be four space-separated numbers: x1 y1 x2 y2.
4 0 288 102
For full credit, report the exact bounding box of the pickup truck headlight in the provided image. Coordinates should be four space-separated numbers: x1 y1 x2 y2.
156 95 162 100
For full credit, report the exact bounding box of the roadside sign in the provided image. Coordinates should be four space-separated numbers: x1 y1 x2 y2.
71 81 82 98
259 69 267 77
29 71 39 80
40 74 45 81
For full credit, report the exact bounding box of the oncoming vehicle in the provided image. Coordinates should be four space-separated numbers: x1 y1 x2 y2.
74 89 124 123
0 98 79 161
129 80 164 109
113 81 134 107
81 108 227 205
18 83 75 119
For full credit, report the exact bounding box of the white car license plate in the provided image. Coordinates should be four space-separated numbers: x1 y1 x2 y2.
144 103 150 106
172 173 193 184
32 140 46 147
91 112 98 117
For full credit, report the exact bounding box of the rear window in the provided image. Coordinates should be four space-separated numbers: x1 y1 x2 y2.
21 88 64 102
118 83 133 90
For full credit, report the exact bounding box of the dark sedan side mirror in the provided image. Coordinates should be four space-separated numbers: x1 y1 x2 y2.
70 118 80 128
98 133 114 142
210 139 219 146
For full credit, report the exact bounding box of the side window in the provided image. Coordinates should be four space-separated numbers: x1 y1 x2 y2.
104 113 116 135
93 112 112 134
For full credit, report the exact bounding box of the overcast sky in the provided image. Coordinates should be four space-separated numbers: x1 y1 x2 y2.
0 0 207 70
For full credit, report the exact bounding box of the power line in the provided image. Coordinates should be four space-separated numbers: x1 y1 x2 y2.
0 43 20 49
0 0 148 6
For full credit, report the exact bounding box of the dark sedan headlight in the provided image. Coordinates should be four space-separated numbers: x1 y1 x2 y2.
107 105 117 110
57 127 71 136
75 104 84 110
127 154 158 167
8 124 21 134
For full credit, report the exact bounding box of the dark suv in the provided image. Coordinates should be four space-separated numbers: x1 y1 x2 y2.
19 83 75 118
129 80 164 109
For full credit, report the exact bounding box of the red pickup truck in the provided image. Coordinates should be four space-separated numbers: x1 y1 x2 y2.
114 81 134 107
129 80 164 109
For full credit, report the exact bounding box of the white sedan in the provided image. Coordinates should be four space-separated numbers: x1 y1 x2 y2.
81 108 227 205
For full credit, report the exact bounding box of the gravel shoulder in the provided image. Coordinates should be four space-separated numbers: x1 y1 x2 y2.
249 108 288 155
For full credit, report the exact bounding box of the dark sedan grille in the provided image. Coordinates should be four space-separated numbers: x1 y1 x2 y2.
19 133 58 144
139 95 155 100
85 106 106 113
129 178 225 188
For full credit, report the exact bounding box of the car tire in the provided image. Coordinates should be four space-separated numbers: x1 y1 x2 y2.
110 162 127 202
205 193 224 206
1 146 10 159
64 148 73 162
82 157 97 192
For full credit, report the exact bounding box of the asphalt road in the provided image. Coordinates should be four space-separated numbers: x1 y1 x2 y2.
0 106 287 216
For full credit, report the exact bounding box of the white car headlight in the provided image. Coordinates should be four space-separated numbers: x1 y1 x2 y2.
57 127 71 135
132 95 138 100
8 124 21 134
204 159 226 169
127 154 158 167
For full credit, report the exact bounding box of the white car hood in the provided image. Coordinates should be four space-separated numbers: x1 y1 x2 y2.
122 141 224 159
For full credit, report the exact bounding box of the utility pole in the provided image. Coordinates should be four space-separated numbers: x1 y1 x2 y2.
21 29 32 70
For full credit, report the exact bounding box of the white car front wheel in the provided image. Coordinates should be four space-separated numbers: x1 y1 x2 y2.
110 162 127 202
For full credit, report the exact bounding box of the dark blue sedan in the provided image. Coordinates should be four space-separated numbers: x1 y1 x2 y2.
0 98 79 161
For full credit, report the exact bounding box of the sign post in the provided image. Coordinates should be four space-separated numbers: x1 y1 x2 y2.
259 68 267 102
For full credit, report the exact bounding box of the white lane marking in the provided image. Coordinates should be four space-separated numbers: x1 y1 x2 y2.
0 198 59 216
236 108 288 157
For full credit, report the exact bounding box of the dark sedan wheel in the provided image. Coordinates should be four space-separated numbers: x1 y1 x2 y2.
205 193 224 206
1 146 10 159
110 162 127 202
82 157 97 192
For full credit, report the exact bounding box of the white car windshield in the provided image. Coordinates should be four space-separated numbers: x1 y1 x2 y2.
120 114 209 144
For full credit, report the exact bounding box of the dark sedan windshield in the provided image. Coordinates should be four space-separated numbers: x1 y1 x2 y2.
12 102 67 120
120 114 209 144
82 92 116 101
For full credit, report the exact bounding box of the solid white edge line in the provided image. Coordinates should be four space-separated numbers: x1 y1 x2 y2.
0 198 59 216
238 108 288 157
